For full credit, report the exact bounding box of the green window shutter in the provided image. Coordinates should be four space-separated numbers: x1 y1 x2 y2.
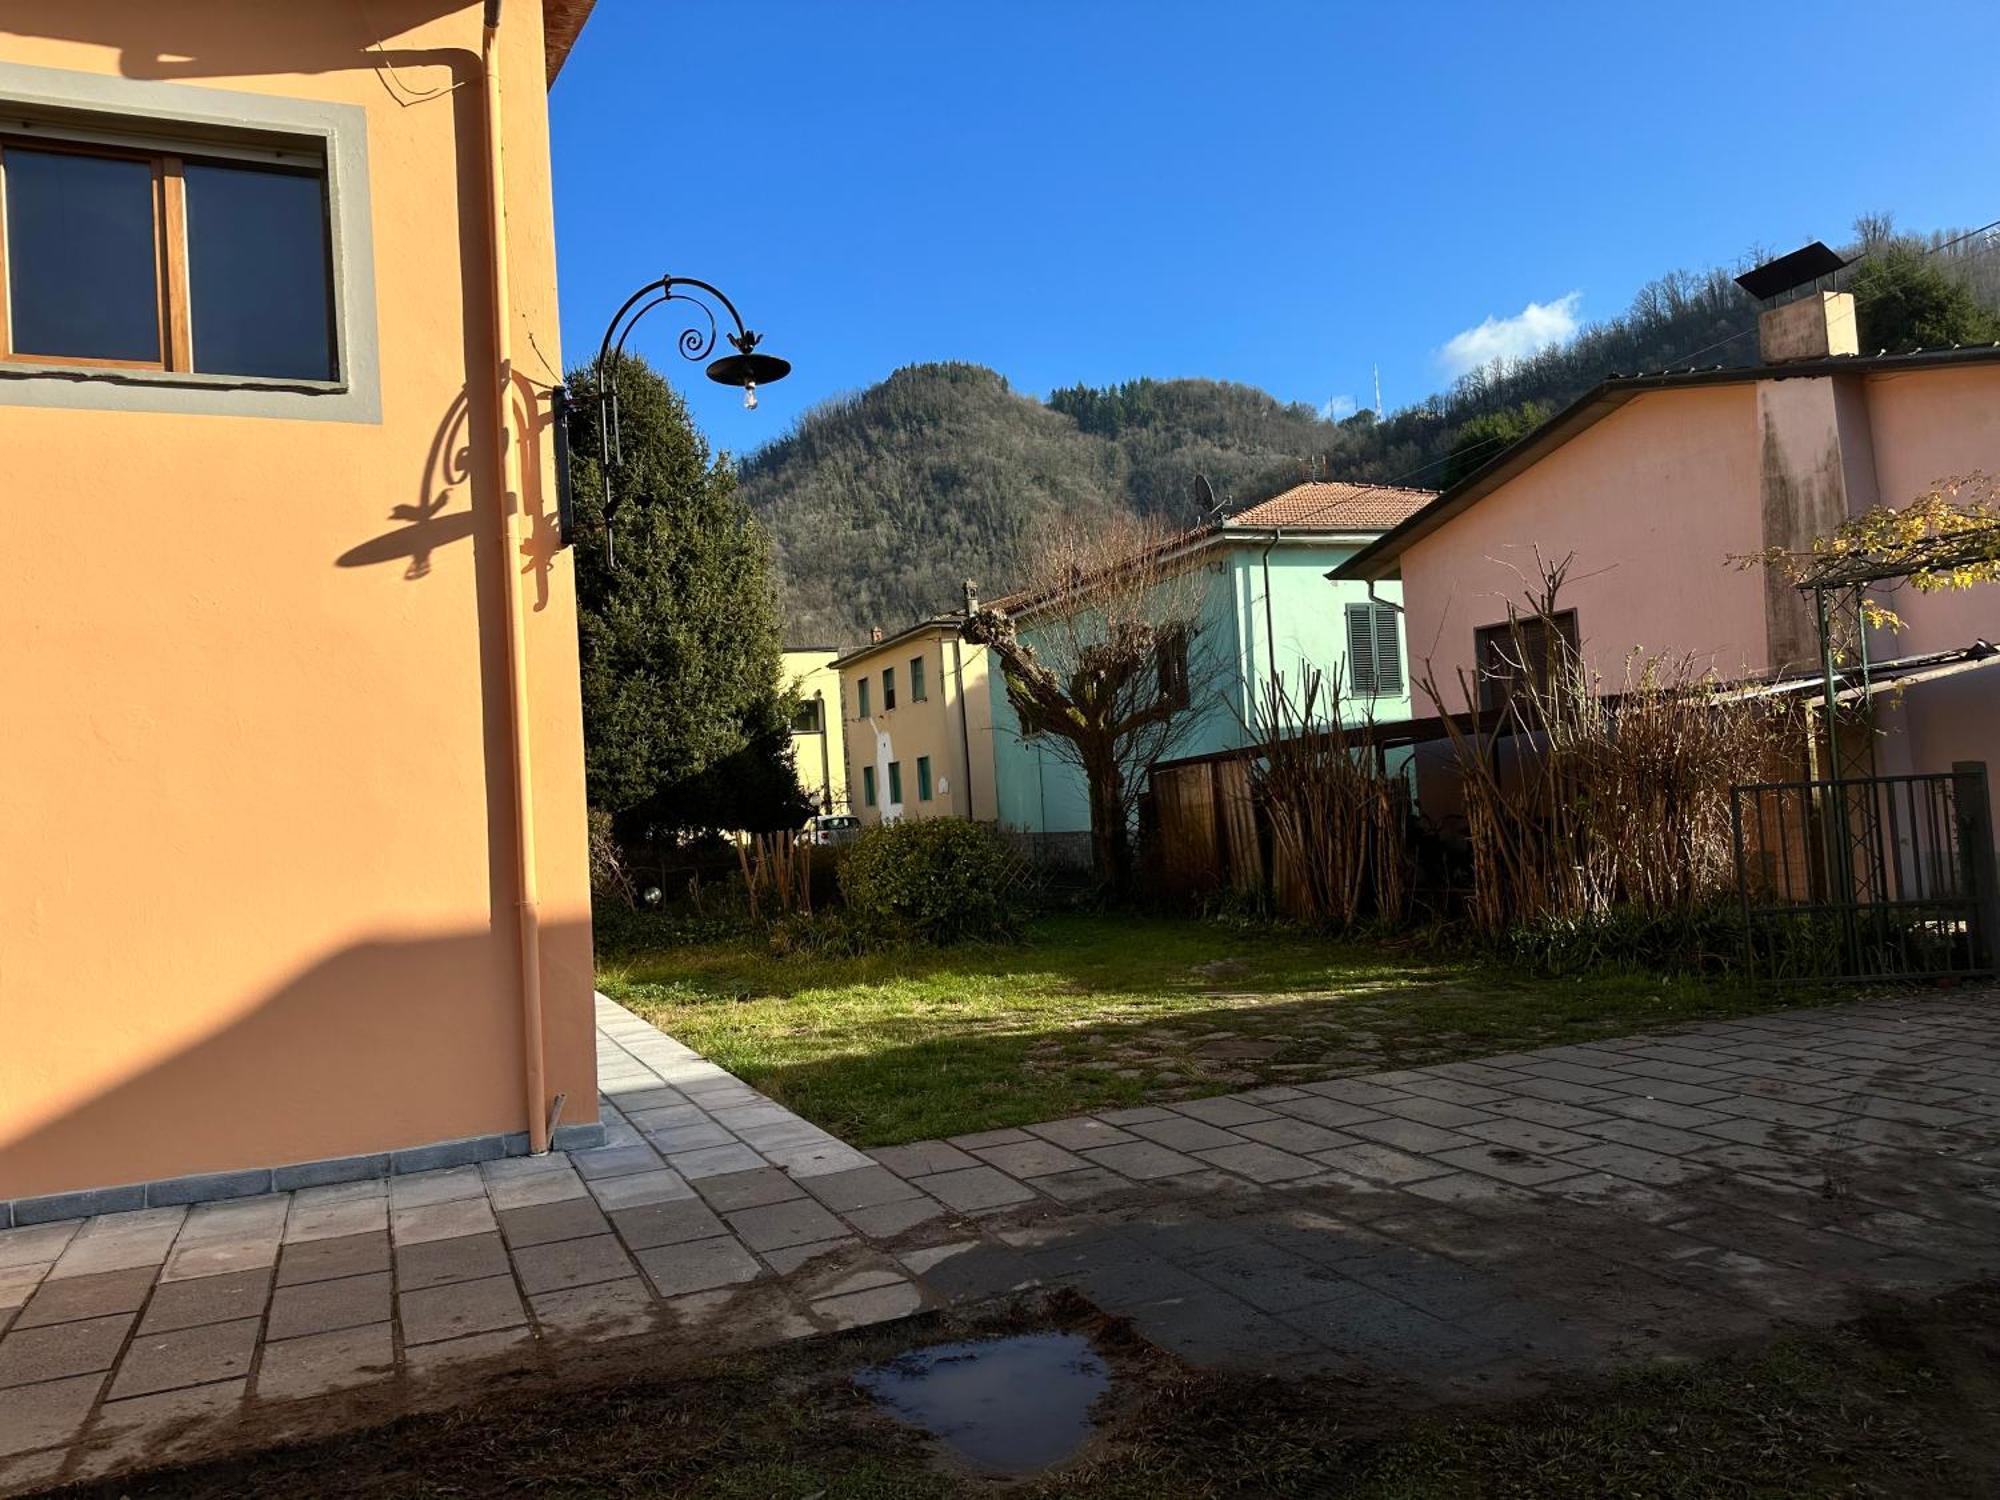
883 667 897 710
917 756 932 800
911 654 927 701
1373 606 1404 696
888 761 903 804
858 679 871 718
862 766 877 806
1345 604 1378 696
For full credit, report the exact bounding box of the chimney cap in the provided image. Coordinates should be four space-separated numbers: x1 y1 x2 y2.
1734 241 1849 303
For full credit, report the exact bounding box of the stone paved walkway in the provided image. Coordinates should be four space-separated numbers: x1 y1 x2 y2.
3 989 1998 1493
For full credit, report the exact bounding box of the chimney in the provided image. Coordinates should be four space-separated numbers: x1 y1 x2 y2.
963 579 980 615
1734 242 1858 364
869 625 883 643
1757 290 1859 363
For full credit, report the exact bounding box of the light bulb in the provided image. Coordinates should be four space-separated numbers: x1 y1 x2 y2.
743 381 758 411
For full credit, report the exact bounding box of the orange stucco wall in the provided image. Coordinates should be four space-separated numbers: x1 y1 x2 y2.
0 3 597 1199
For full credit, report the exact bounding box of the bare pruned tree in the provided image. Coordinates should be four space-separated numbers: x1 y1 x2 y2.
964 516 1227 895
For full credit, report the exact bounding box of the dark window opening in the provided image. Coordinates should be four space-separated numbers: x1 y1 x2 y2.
1475 610 1581 712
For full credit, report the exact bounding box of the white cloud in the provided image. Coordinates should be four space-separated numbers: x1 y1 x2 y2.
1438 291 1583 377
1319 393 1357 421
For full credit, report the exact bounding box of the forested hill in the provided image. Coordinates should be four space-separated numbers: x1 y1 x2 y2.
743 222 2000 644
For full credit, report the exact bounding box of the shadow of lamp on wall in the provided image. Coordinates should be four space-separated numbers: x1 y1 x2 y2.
552 273 791 565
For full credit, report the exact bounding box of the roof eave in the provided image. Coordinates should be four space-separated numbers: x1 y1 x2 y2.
542 0 597 84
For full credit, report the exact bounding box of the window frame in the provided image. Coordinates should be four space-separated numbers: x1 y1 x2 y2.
0 61 379 423
0 129 334 380
791 696 824 735
857 678 871 719
882 666 897 712
861 766 877 807
887 760 903 805
916 755 932 801
909 652 928 702
1475 609 1581 712
1344 602 1405 698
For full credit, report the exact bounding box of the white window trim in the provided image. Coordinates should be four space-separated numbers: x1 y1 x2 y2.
0 61 379 423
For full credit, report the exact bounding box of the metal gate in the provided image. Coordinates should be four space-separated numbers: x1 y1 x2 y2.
1729 761 1999 983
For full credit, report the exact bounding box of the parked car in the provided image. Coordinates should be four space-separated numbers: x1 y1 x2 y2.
807 814 863 847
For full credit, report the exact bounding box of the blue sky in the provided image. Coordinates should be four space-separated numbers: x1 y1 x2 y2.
550 1 2000 457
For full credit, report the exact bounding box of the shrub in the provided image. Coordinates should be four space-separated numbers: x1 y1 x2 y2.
837 818 1029 946
592 901 745 959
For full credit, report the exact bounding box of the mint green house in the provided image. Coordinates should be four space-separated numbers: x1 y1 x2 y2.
988 482 1434 839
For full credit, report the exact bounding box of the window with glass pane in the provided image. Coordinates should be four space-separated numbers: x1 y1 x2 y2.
857 679 871 718
910 654 927 701
183 161 334 379
887 761 903 804
2 147 162 364
862 766 877 807
1 134 335 381
917 756 932 801
882 667 897 711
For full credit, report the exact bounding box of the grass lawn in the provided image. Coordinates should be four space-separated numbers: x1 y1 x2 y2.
598 913 1812 1146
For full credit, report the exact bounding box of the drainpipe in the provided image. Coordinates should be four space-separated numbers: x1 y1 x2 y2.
482 0 550 1154
1260 528 1283 702
815 689 831 812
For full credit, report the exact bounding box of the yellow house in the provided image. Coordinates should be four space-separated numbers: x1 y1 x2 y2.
1 2 602 1221
783 644 847 815
834 620 999 826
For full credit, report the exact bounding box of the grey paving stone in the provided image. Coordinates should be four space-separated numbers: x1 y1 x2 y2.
692 1168 808 1213
645 1122 736 1155
390 1197 496 1247
667 1144 768 1180
1174 1096 1281 1128
726 1198 849 1251
283 1189 387 1244
1025 1117 1139 1151
49 1210 184 1279
139 1268 271 1334
486 1168 590 1212
968 1139 1090 1179
1395 1077 1511 1107
569 1144 668 1181
1482 1097 1615 1130
1435 1144 1591 1187
265 1272 391 1341
398 1274 528 1345
0 1371 103 1458
1299 1079 1414 1108
394 1231 511 1291
388 1167 486 1210
1124 1291 1332 1370
1193 1142 1322 1183
1031 1168 1135 1204
0 1311 134 1389
512 1234 636 1295
85 1376 247 1475
277 1230 391 1288
945 1128 1035 1150
760 1238 860 1275
586 1169 695 1211
531 1276 657 1340
255 1323 394 1402
869 1141 979 1177
900 1240 1040 1301
840 1196 948 1239
610 1197 728 1251
1557 1142 1710 1187
812 1279 923 1330
497 1197 610 1249
1235 1118 1359 1155
13 1266 155 1329
1461 1118 1601 1157
1345 1117 1480 1154
1269 1096 1390 1130
909 1166 1038 1213
1310 1143 1455 1185
635 1235 764 1298
0 1223 80 1273
1126 1117 1245 1152
1080 1141 1205 1181
799 1166 920 1213
1576 1118 1718 1157
1093 1106 1179 1126
109 1317 259 1399
1373 1096 1496 1130
0 1264 49 1313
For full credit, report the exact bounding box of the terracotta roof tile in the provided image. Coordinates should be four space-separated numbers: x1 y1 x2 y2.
1223 481 1436 532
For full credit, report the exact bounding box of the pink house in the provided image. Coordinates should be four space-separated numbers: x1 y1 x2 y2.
1334 281 2000 808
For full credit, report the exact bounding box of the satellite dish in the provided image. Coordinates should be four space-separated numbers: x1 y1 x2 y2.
1194 473 1217 513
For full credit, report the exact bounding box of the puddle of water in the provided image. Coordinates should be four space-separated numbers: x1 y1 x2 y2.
854 1331 1110 1475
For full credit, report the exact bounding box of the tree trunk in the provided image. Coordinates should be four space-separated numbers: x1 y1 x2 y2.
1083 744 1133 898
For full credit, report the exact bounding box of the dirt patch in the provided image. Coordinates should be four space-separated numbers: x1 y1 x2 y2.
35 1282 2000 1499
